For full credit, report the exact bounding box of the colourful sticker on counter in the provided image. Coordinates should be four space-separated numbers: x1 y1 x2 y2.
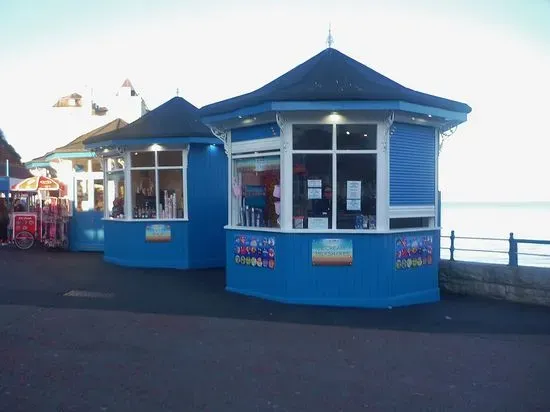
234 235 276 270
395 235 433 270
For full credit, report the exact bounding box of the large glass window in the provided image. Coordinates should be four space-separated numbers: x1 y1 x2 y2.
158 169 184 218
292 124 378 230
336 124 377 150
293 124 332 150
336 154 376 229
104 151 187 220
131 169 156 218
76 179 89 212
106 170 125 219
93 179 104 212
292 154 332 229
130 150 186 220
232 155 280 228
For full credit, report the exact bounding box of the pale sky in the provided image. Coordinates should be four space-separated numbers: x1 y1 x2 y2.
1 0 549 202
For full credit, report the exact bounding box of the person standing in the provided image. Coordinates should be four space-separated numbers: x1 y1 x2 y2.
0 198 9 245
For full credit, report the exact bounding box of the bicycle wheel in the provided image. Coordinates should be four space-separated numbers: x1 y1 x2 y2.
14 231 35 250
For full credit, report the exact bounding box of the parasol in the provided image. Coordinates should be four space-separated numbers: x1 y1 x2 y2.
11 176 60 192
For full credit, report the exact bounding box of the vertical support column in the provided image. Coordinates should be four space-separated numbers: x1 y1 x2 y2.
226 131 232 227
278 114 292 231
183 147 189 220
376 119 391 231
123 151 131 220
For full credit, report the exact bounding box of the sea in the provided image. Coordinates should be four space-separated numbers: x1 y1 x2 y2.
440 201 550 267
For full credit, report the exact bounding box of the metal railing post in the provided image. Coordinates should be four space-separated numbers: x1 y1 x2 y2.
508 232 518 266
450 230 455 261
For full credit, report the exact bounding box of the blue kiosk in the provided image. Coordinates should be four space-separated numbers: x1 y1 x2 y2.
201 47 471 307
84 96 227 269
26 119 128 252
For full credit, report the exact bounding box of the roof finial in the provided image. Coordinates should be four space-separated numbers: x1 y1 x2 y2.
326 23 334 48
176 88 179 97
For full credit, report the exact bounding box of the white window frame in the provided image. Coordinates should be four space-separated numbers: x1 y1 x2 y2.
103 156 126 219
102 148 189 221
128 149 189 221
289 122 379 231
230 148 282 229
73 159 105 213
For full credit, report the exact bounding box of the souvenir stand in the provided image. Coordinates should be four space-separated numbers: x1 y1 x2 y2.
84 97 227 270
200 47 471 308
10 176 71 250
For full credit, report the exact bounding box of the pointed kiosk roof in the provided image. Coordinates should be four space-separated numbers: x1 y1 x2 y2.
85 96 214 146
200 48 471 117
26 118 128 168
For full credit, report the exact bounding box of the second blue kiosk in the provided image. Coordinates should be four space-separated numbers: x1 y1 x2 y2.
85 97 227 269
201 47 471 307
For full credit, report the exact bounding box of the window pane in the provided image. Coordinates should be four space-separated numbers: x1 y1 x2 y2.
76 180 89 212
73 159 88 172
91 158 103 172
390 218 431 229
159 169 184 219
94 179 104 212
293 124 333 150
131 170 156 219
336 154 376 229
106 171 125 219
106 157 125 171
337 124 377 150
292 154 332 229
233 156 280 228
158 151 183 167
131 151 155 168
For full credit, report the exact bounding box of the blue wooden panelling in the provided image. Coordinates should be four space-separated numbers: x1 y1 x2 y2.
390 123 436 206
0 177 9 197
186 144 228 269
103 220 190 269
225 229 440 308
101 143 227 270
70 211 104 252
231 122 280 142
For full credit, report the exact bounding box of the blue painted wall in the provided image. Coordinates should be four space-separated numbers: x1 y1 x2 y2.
101 143 228 270
186 144 228 268
390 123 436 206
104 220 190 269
70 211 104 252
231 122 280 142
226 229 440 308
0 177 9 197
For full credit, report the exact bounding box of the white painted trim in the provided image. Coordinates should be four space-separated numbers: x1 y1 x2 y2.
224 225 440 235
376 121 389 230
103 158 108 219
434 127 440 227
182 148 189 220
331 124 337 230
227 130 234 226
231 137 281 154
389 205 436 218
232 151 280 159
154 151 160 220
280 121 292 230
123 151 132 221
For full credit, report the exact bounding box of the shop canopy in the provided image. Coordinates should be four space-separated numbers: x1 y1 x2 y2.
200 47 472 118
11 175 60 192
84 97 215 147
